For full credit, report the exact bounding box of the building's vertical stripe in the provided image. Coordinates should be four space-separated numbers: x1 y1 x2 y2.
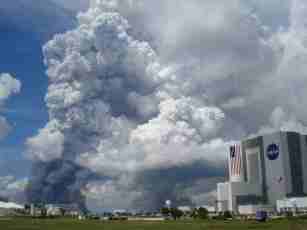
287 132 304 196
304 136 307 193
281 132 292 195
300 135 307 194
226 152 230 181
238 145 241 176
241 141 248 182
258 136 268 204
242 136 267 203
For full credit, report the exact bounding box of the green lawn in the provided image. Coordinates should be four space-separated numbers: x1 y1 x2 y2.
0 218 307 230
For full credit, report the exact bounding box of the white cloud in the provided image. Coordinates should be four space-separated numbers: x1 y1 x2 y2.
0 176 28 203
0 117 11 140
0 73 21 139
27 0 307 210
26 120 64 162
0 73 21 104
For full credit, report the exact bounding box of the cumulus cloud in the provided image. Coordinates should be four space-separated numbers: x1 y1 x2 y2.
26 0 307 210
257 106 307 135
0 73 21 139
0 73 21 104
0 176 28 203
0 117 12 140
26 120 65 162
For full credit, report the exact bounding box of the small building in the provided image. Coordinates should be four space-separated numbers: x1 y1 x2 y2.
217 182 230 212
238 205 275 216
277 197 307 214
45 204 81 217
199 205 216 213
177 206 192 213
113 209 128 216
46 205 62 216
0 201 24 216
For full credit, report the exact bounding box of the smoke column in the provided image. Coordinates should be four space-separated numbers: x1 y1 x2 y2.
0 73 21 139
27 0 307 210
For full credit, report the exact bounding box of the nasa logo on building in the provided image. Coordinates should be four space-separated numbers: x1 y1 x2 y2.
267 143 279 160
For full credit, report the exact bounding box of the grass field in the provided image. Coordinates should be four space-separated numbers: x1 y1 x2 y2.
0 218 307 230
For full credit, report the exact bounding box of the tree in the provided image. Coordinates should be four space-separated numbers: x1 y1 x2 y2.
24 204 31 211
161 207 170 216
223 210 232 219
170 208 184 220
191 208 198 219
198 207 209 219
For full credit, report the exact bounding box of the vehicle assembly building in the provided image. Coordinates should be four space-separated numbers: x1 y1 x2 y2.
217 131 307 214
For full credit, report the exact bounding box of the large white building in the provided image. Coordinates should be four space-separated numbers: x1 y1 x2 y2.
217 131 307 214
0 201 23 216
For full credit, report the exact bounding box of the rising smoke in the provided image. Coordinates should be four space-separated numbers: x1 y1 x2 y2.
0 73 23 203
27 0 307 211
0 73 21 139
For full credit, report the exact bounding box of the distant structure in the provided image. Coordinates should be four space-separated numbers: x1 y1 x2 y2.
217 131 307 215
165 200 172 209
30 204 35 216
29 203 81 217
45 204 81 217
0 201 24 216
198 205 216 213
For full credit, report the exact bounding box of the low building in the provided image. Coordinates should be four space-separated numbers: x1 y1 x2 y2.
277 197 307 213
217 182 229 212
238 205 274 215
178 206 192 213
113 209 128 216
199 205 216 213
0 201 24 216
45 204 81 217
46 205 62 216
128 217 166 221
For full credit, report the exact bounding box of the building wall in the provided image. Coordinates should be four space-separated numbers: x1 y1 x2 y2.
238 205 275 215
277 197 307 213
229 182 262 212
287 132 305 196
281 132 292 195
217 183 229 201
242 136 268 203
246 147 262 184
302 135 307 194
230 182 262 197
218 201 228 213
263 132 287 205
0 208 14 216
217 182 229 212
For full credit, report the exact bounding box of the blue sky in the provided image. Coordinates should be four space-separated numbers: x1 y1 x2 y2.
0 0 76 179
0 24 48 177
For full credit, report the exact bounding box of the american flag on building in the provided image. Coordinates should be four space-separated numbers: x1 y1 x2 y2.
229 144 242 176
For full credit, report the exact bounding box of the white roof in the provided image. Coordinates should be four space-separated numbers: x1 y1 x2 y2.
277 197 307 208
0 201 24 210
178 206 192 212
113 209 127 213
199 205 216 212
